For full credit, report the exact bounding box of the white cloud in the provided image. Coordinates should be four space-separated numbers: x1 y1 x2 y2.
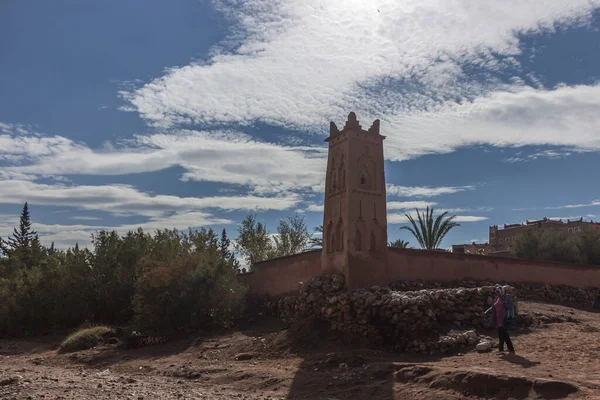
0 211 234 249
382 83 600 161
454 216 489 222
3 128 326 195
546 214 597 220
121 0 600 163
545 201 600 209
304 203 323 212
388 212 488 224
503 149 585 163
387 201 436 210
387 184 474 197
0 179 301 216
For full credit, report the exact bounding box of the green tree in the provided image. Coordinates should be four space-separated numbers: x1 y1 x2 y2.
389 239 410 248
1 203 38 259
133 229 246 334
219 228 239 269
400 207 460 250
234 214 274 267
513 229 583 264
576 226 600 265
273 214 310 257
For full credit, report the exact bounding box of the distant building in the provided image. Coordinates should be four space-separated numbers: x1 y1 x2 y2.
451 242 490 255
452 217 600 256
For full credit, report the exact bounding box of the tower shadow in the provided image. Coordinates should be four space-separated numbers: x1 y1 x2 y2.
286 357 395 400
282 318 395 400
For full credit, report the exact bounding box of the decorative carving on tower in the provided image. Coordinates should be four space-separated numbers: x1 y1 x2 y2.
321 112 388 288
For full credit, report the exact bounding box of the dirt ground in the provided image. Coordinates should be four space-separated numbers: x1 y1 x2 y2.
1 300 600 400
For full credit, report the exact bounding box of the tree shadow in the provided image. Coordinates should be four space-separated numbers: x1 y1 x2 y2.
0 334 63 356
283 318 478 400
63 338 195 368
278 317 394 399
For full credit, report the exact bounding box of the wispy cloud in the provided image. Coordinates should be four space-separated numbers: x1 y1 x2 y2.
0 179 301 216
0 211 234 249
546 214 597 220
388 212 488 224
544 201 600 209
120 0 600 162
2 128 326 195
387 201 437 210
387 184 474 198
503 148 591 163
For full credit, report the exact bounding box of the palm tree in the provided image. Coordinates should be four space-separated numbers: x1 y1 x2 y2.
389 239 410 248
308 225 323 248
400 207 460 250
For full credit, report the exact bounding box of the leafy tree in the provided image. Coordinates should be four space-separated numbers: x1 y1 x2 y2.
308 225 323 248
272 214 310 257
400 207 460 250
133 230 246 334
235 213 274 267
389 239 410 248
219 228 239 269
576 226 600 265
513 229 584 264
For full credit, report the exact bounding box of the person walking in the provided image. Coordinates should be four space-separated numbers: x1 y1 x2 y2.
486 285 515 354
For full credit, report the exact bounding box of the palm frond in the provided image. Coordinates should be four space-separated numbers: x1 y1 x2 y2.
400 207 460 250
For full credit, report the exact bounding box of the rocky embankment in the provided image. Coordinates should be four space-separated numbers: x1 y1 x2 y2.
391 280 596 306
277 274 515 353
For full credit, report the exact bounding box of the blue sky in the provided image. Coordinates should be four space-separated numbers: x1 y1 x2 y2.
1 0 600 251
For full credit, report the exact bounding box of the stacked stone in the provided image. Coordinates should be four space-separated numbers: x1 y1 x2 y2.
391 279 594 306
403 330 481 354
277 274 509 353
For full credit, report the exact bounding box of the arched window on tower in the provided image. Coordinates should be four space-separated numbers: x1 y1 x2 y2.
332 171 337 191
336 219 343 251
338 159 346 190
355 229 363 251
369 231 376 252
331 233 336 253
360 175 366 185
326 222 334 253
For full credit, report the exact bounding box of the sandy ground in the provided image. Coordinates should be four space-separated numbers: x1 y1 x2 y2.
1 300 600 400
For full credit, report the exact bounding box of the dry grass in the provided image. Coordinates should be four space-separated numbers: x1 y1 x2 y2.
58 326 112 353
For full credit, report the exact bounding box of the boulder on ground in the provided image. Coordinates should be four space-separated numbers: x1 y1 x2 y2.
476 341 492 353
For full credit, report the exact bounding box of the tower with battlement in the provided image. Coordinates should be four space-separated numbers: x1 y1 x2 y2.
321 112 388 288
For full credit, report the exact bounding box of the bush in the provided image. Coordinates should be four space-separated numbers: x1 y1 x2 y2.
59 326 112 353
0 203 253 337
133 229 247 334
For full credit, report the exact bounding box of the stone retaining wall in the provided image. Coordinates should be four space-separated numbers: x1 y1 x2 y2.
277 274 516 353
390 280 596 306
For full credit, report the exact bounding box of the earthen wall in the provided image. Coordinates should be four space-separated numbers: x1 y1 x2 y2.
238 250 321 297
241 247 600 296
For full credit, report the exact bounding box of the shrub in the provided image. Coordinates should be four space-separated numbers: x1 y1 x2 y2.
133 243 247 334
513 227 600 265
59 326 112 353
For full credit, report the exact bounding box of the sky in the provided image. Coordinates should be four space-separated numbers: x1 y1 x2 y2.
1 0 600 251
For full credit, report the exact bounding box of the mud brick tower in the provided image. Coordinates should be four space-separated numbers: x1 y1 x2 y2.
321 112 389 288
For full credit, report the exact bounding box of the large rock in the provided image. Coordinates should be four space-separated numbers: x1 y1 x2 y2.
476 341 492 353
